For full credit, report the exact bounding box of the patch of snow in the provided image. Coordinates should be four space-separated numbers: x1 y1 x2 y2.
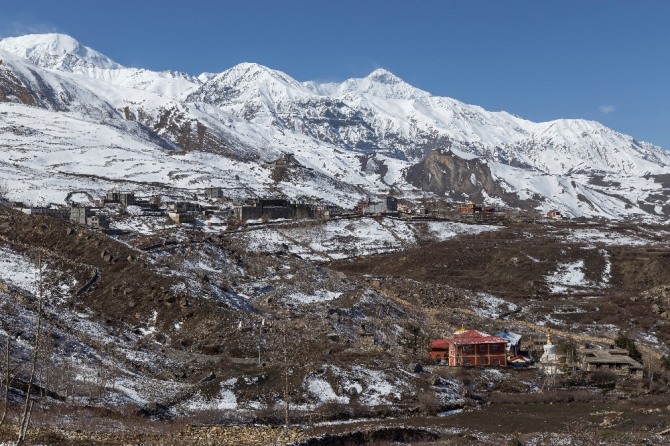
474 293 518 318
0 246 40 294
184 378 238 411
290 290 342 304
545 260 592 293
305 376 348 404
599 249 611 287
438 408 464 417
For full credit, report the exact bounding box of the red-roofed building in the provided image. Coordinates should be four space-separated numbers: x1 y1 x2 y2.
430 330 508 367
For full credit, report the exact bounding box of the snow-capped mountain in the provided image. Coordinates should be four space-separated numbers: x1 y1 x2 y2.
0 33 200 97
0 33 122 71
0 33 668 220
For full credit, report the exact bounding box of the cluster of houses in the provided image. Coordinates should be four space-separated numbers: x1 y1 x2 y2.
455 201 496 214
13 190 196 229
429 327 644 379
11 187 342 229
11 186 574 230
354 195 399 216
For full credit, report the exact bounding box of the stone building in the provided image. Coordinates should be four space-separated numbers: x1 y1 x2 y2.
166 202 200 224
578 347 644 378
105 191 136 207
232 198 319 222
70 205 109 229
204 187 224 199
20 206 69 219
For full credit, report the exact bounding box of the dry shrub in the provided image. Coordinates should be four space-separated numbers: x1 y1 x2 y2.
494 379 527 393
310 400 354 422
559 422 636 446
251 403 284 425
629 393 670 407
415 390 441 415
489 389 599 405
587 370 617 388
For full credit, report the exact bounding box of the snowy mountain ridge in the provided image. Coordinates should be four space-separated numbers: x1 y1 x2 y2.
0 33 123 71
0 33 669 221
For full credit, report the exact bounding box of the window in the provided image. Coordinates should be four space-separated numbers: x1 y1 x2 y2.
491 344 499 352
463 359 471 366
462 345 473 354
492 357 500 365
479 344 487 353
480 357 488 365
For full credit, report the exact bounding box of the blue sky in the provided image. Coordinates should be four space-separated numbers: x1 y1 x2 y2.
1 1 669 149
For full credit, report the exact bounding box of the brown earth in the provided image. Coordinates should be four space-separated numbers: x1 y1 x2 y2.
3 205 670 444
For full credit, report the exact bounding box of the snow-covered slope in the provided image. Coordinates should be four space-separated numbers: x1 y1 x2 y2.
1 33 669 220
0 33 200 98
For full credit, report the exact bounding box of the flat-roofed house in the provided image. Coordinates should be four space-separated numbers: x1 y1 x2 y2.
579 348 644 378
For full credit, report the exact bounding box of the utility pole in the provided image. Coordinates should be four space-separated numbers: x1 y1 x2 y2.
258 318 265 366
283 323 289 429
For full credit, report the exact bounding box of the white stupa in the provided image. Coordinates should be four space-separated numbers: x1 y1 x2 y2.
539 330 562 375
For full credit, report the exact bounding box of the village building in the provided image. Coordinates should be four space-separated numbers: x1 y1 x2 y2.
204 187 224 199
233 198 292 221
547 209 563 219
167 202 201 213
430 329 508 366
105 191 136 207
69 205 109 229
578 347 644 378
19 205 69 220
494 329 522 355
414 206 428 216
166 202 200 224
167 211 196 224
455 201 496 215
456 201 482 214
232 198 321 222
355 195 399 215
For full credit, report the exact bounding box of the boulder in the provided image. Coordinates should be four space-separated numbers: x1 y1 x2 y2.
409 362 423 373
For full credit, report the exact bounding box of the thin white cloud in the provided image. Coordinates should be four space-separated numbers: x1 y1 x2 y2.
0 19 60 38
598 105 616 114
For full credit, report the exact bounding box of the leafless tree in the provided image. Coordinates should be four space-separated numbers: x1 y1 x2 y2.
94 351 117 401
0 335 10 427
17 256 45 444
266 319 310 429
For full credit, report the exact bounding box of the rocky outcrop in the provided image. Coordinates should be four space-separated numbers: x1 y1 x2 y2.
0 62 37 106
406 149 536 208
634 285 670 320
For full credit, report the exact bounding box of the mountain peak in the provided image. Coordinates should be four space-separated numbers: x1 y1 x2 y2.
0 33 123 72
366 68 402 84
211 62 299 86
320 68 429 100
187 61 310 106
